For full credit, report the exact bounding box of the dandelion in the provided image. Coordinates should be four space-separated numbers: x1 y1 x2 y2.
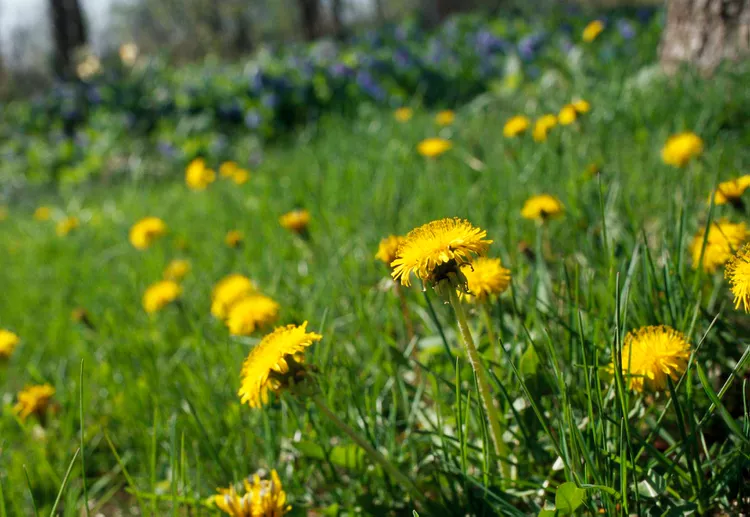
119 42 138 66
572 99 591 113
164 259 191 281
142 281 182 314
279 209 310 235
226 230 244 248
532 114 557 142
220 161 239 178
129 217 167 250
417 138 452 158
460 257 511 303
583 20 605 42
213 469 291 517
435 110 455 126
227 295 280 336
56 216 80 236
558 104 578 125
212 274 257 319
521 194 565 221
232 169 250 185
503 115 530 138
662 132 703 167
394 107 413 122
375 235 405 266
615 326 690 392
0 329 19 360
712 175 750 207
691 219 748 273
725 244 750 312
14 384 55 421
185 158 216 191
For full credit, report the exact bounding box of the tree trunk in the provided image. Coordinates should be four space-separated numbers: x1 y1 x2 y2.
297 0 320 41
48 0 88 80
660 0 750 74
331 0 345 40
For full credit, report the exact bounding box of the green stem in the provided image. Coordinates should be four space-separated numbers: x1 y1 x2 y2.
311 394 426 505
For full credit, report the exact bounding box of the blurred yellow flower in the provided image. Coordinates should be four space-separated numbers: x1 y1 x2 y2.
239 322 322 408
460 257 511 303
225 230 244 248
375 235 405 266
662 132 703 167
129 217 167 250
14 384 55 421
211 274 257 319
583 20 604 42
503 116 530 138
691 219 748 273
34 206 51 221
232 169 250 185
220 161 239 178
0 329 20 360
712 175 750 206
56 216 80 236
279 209 310 234
435 110 456 126
614 326 690 392
417 138 452 158
572 99 591 113
213 469 290 517
164 259 191 281
532 114 557 142
521 194 564 221
119 42 139 66
185 158 216 191
227 294 280 336
558 105 578 125
725 244 750 312
142 280 182 314
394 107 413 122
392 218 492 287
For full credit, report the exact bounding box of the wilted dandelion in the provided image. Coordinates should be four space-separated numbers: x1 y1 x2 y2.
532 114 557 142
213 469 291 517
725 244 750 312
417 137 452 158
0 329 19 360
186 158 216 191
691 219 748 273
435 110 456 126
56 216 80 236
142 280 182 314
503 115 530 138
583 20 604 42
711 175 750 208
164 259 191 281
129 217 167 250
375 235 405 267
614 326 690 392
227 294 280 336
558 105 578 125
212 274 257 319
521 194 564 221
14 384 55 421
394 107 413 122
460 257 511 303
279 209 310 235
220 161 239 178
662 132 703 167
226 230 244 248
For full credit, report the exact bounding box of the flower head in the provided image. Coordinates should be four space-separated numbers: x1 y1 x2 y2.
583 20 604 42
212 274 257 319
435 110 456 126
521 194 564 221
14 384 55 421
375 235 405 266
227 295 280 336
503 116 530 138
164 259 191 281
391 218 492 287
232 169 250 185
417 138 452 158
558 105 577 125
662 132 703 167
143 280 182 314
226 230 244 248
572 100 591 114
220 161 239 178
725 244 750 312
56 216 80 236
691 219 748 273
712 175 750 206
460 257 511 303
119 42 138 66
186 158 216 191
0 329 19 360
394 107 413 122
129 217 167 250
213 469 290 517
615 326 690 392
34 206 51 221
533 114 557 142
279 209 310 234
239 323 322 408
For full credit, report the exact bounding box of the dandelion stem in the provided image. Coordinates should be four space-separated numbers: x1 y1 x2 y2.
481 304 498 362
311 394 427 506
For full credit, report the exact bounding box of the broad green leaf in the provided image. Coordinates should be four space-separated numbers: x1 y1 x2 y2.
555 482 586 515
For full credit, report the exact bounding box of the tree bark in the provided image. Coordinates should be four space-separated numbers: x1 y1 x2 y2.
297 0 320 41
331 0 346 41
660 0 750 74
48 0 88 80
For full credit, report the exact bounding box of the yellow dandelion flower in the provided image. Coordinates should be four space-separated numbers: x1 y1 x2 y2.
56 216 80 236
725 244 750 312
391 218 492 287
34 206 51 221
375 235 405 266
232 169 250 185
558 105 577 125
460 257 511 303
220 161 239 178
662 132 703 168
185 158 216 191
435 110 456 126
532 114 557 142
14 384 55 421
238 322 322 408
226 230 244 248
583 20 604 42
711 175 750 206
0 329 20 360
119 42 138 66
394 107 413 122
129 217 167 250
615 326 690 392
503 115 530 138
572 99 591 114
213 469 291 517
142 280 182 314
227 295 280 336
521 194 565 221
211 274 257 320
691 219 748 273
417 137 452 158
279 209 310 234
164 259 191 281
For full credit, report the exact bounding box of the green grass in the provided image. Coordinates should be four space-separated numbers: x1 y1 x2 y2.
1 63 750 516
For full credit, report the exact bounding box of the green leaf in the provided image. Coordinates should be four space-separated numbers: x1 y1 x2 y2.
519 344 540 378
295 441 372 472
537 509 557 517
555 482 586 515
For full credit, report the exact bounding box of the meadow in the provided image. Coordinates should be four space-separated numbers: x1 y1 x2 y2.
1 7 750 517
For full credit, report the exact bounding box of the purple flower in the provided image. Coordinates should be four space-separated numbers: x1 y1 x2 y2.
356 70 385 101
617 19 636 39
245 110 262 129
